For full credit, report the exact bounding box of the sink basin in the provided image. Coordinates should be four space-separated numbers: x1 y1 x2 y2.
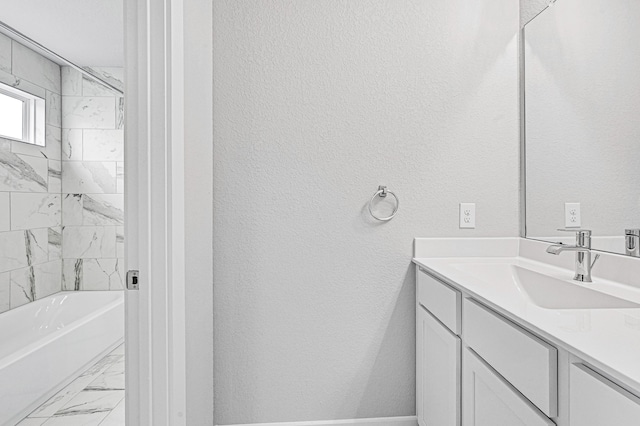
452 263 640 310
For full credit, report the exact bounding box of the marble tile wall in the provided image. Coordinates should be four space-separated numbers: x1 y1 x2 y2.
0 33 63 314
61 66 125 292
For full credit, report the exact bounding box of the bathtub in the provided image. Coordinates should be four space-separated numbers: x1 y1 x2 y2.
0 291 124 425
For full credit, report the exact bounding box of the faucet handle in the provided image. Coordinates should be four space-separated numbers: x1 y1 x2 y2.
556 228 592 248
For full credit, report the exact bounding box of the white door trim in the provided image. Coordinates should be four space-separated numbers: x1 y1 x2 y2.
124 0 187 424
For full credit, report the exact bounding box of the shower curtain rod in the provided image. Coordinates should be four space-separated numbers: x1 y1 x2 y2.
0 20 124 96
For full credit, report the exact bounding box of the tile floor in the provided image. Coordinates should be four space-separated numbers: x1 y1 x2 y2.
15 344 125 426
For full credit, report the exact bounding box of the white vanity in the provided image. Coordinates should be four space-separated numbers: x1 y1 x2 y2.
414 238 640 426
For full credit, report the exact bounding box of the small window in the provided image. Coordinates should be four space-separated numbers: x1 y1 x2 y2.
0 82 45 146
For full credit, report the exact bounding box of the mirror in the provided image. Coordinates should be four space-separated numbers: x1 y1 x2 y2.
523 0 640 256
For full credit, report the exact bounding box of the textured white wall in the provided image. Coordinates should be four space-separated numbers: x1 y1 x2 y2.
213 0 519 423
184 0 214 423
524 0 640 245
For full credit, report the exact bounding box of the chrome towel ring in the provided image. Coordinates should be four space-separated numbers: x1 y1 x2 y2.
368 185 399 221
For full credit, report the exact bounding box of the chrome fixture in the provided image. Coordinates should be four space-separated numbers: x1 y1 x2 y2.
368 185 399 222
625 229 640 257
546 229 600 282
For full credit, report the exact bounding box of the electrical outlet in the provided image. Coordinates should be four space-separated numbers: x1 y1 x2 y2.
460 203 476 229
565 202 581 228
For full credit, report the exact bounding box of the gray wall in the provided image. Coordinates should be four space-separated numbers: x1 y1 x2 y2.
0 35 63 313
212 0 520 424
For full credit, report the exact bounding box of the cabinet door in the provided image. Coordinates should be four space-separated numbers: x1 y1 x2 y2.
417 306 460 426
570 363 640 426
462 348 555 426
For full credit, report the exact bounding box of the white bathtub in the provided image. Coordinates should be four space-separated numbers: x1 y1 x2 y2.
0 291 124 425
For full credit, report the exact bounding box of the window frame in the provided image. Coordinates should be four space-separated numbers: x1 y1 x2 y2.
0 82 45 146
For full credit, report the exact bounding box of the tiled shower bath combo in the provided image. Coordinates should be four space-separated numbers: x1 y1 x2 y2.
0 32 126 424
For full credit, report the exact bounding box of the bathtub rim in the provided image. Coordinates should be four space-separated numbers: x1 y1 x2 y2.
0 291 124 369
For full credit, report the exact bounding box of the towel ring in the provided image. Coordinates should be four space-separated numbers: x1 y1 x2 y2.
368 185 399 221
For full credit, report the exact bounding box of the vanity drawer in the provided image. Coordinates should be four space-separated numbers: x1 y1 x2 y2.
417 266 461 335
570 363 640 426
463 298 558 417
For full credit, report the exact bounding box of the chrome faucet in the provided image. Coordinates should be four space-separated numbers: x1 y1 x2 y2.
625 229 640 257
546 229 600 282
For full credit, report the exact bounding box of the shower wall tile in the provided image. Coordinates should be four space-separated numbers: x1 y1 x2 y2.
82 194 124 226
0 69 46 99
63 258 82 291
11 124 62 161
62 161 116 193
116 227 124 258
0 272 9 313
0 228 48 273
83 67 124 94
48 226 62 261
0 35 63 315
0 33 11 74
10 260 62 309
62 226 116 259
48 160 62 193
11 41 61 94
0 150 48 192
60 66 124 293
62 129 83 160
116 98 124 129
82 259 124 290
62 97 116 129
10 193 61 230
62 67 83 96
83 130 124 161
46 91 62 127
0 193 9 232
62 193 84 225
116 162 124 194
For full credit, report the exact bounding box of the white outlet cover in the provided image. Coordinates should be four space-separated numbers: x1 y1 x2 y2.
565 202 581 228
460 203 476 229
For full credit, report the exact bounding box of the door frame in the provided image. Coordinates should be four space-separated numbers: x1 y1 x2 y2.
124 0 187 424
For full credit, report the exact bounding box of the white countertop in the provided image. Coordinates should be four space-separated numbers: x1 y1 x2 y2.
413 237 640 394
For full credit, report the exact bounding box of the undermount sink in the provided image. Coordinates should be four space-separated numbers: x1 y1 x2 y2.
452 263 640 310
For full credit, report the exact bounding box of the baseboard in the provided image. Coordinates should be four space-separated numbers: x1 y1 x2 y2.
219 415 418 426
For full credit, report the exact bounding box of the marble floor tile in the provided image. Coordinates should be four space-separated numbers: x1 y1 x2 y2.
21 347 126 425
43 411 110 426
97 397 125 426
85 364 125 391
15 418 48 426
53 389 123 418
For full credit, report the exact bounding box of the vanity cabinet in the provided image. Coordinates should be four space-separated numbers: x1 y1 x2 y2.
569 363 640 426
416 265 640 426
416 267 461 426
462 347 555 426
416 307 460 426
